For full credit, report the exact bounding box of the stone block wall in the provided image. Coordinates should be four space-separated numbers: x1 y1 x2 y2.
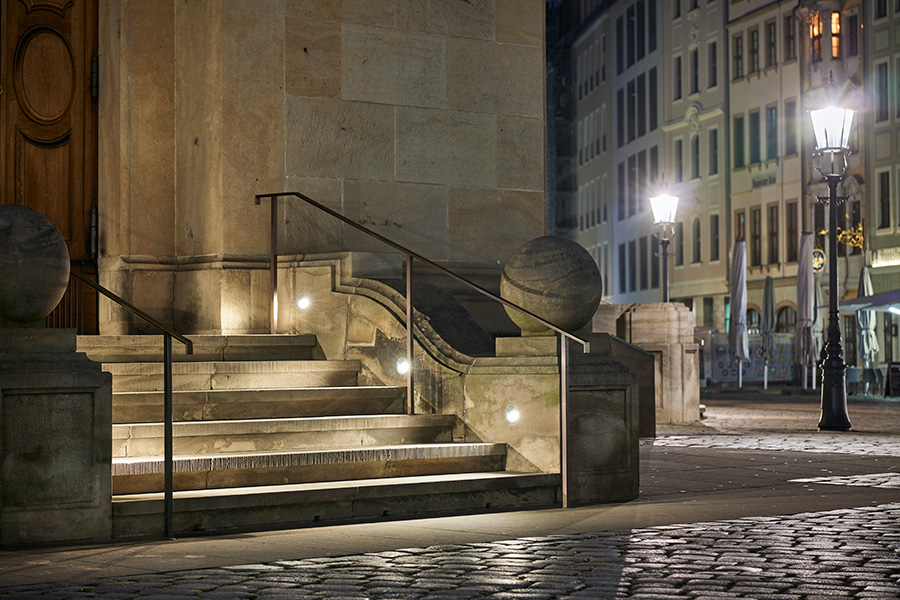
98 0 546 335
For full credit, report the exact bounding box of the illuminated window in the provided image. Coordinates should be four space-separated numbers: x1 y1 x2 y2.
831 12 841 59
811 13 822 62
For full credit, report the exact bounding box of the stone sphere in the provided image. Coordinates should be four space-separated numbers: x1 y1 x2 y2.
0 205 70 324
500 236 602 334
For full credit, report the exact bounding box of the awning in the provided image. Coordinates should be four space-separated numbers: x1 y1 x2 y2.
840 288 900 314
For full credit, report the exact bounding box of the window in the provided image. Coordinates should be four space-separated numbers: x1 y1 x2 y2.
710 214 720 261
703 297 714 328
848 199 861 256
733 115 744 168
879 170 891 229
675 221 684 266
650 145 659 184
876 62 889 122
811 13 822 62
876 0 887 20
601 35 607 82
708 42 717 88
750 208 762 266
692 217 702 263
616 16 624 74
749 28 759 73
649 68 658 130
637 150 647 214
628 79 636 142
784 100 797 155
673 0 681 20
765 105 777 160
649 0 657 53
690 0 698 9
747 308 760 334
617 88 625 147
627 5 636 67
733 35 743 79
637 0 645 60
784 15 796 61
768 205 779 264
844 316 856 365
776 306 796 333
639 236 648 290
628 154 637 217
628 240 637 292
674 139 683 182
617 162 625 221
846 14 857 57
735 211 746 241
674 56 682 100
749 111 760 164
690 48 699 94
637 74 647 137
691 135 700 179
786 201 798 262
619 243 627 293
601 104 607 152
651 236 660 288
831 11 840 59
765 21 776 67
709 128 718 175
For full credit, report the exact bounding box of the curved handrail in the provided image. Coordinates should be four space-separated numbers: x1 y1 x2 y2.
71 269 192 540
255 191 591 351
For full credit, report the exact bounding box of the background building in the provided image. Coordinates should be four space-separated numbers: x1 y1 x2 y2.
549 0 900 375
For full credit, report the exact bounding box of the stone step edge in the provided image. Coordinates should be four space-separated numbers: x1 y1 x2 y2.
113 414 458 438
112 443 507 476
113 471 561 505
103 360 361 373
113 385 405 398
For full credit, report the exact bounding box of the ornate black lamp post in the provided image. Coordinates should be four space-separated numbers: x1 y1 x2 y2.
809 105 854 431
650 194 679 302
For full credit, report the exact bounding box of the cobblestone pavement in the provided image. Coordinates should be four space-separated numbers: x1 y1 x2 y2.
643 433 900 456
1 503 899 599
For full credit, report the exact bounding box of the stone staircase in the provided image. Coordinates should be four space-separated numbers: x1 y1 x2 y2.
78 335 560 538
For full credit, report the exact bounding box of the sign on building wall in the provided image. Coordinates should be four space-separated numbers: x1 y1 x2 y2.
707 333 798 384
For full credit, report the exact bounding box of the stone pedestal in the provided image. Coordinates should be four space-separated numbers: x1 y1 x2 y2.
464 335 639 505
0 330 112 545
595 303 700 425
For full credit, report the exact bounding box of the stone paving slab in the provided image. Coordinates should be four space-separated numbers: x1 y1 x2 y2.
643 433 900 456
1 503 898 598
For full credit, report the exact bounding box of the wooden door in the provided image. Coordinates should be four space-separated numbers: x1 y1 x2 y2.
1 0 97 332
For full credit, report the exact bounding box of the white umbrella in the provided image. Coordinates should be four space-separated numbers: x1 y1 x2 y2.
794 233 816 389
857 266 879 392
761 275 776 390
729 240 750 388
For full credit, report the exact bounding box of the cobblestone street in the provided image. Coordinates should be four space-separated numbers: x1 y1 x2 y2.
1 393 898 599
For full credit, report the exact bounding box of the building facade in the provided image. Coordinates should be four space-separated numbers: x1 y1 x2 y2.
555 0 900 372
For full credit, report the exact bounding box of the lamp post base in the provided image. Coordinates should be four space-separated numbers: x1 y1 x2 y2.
818 360 852 431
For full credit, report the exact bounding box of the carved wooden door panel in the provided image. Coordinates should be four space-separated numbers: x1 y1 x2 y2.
0 0 97 332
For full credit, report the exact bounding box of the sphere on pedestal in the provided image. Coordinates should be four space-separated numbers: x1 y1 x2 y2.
500 236 602 334
0 205 70 324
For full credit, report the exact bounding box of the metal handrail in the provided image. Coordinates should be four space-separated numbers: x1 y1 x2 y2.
71 270 192 540
256 191 591 507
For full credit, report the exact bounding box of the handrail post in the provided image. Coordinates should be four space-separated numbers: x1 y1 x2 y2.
269 195 279 334
559 334 569 509
163 334 174 539
405 256 415 415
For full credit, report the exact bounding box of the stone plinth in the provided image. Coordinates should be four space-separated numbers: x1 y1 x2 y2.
464 335 639 505
595 303 700 425
0 330 112 545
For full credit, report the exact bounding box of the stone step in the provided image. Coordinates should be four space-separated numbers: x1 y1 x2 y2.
113 414 458 457
112 443 507 494
105 360 361 392
78 334 320 362
111 472 561 538
112 385 406 423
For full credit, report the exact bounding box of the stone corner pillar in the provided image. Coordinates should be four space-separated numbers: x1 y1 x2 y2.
614 303 700 425
0 329 112 545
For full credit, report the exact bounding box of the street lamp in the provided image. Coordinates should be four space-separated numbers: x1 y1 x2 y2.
809 104 854 431
650 194 679 302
